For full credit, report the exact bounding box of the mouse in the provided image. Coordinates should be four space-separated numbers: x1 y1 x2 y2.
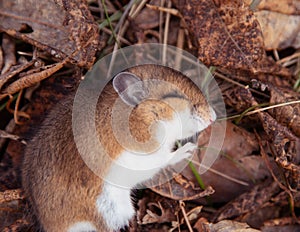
22 64 216 232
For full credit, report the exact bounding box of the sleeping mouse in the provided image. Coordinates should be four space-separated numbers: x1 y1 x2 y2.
22 64 216 232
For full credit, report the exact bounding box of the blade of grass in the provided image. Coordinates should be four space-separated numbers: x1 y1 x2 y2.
99 10 123 29
219 100 300 122
102 0 120 46
188 161 206 190
234 102 269 124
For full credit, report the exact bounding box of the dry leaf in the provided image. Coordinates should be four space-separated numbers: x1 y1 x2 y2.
239 86 299 156
244 0 300 15
172 0 290 76
214 181 279 221
204 220 261 232
0 189 23 204
137 190 179 226
141 201 176 225
0 0 100 68
255 10 300 50
243 0 300 50
147 168 215 201
250 80 300 138
239 87 300 188
268 86 300 137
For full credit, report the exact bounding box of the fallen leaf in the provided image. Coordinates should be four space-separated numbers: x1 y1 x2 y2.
147 168 215 201
244 0 300 15
203 220 261 232
243 0 300 50
0 189 23 204
238 87 300 189
137 189 179 225
0 0 101 68
141 201 176 225
254 10 300 50
214 181 279 221
268 85 300 137
172 0 290 76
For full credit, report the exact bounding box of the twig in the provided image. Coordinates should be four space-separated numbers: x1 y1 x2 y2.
179 201 193 232
0 129 26 144
273 49 280 61
277 51 300 65
6 93 30 123
174 20 185 70
130 0 148 18
162 1 172 65
158 0 165 43
224 100 300 121
146 4 181 17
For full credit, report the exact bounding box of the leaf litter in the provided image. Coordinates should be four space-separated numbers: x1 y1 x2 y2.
0 0 300 231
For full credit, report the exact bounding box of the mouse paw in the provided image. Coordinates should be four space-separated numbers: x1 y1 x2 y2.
169 142 197 165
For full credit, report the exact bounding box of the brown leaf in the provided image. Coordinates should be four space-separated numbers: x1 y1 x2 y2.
202 220 261 232
0 189 24 204
214 181 280 222
147 168 215 201
141 201 176 225
244 0 300 15
254 10 300 50
268 85 300 137
238 87 300 188
172 0 290 76
0 0 100 68
137 189 179 225
263 217 300 228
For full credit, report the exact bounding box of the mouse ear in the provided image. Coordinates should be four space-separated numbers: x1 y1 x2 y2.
113 72 147 106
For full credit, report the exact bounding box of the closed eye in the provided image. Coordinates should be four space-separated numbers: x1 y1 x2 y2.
161 91 187 100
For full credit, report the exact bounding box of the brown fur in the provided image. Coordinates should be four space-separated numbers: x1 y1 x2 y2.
22 64 211 231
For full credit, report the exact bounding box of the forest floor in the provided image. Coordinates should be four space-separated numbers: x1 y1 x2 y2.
0 0 299 231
